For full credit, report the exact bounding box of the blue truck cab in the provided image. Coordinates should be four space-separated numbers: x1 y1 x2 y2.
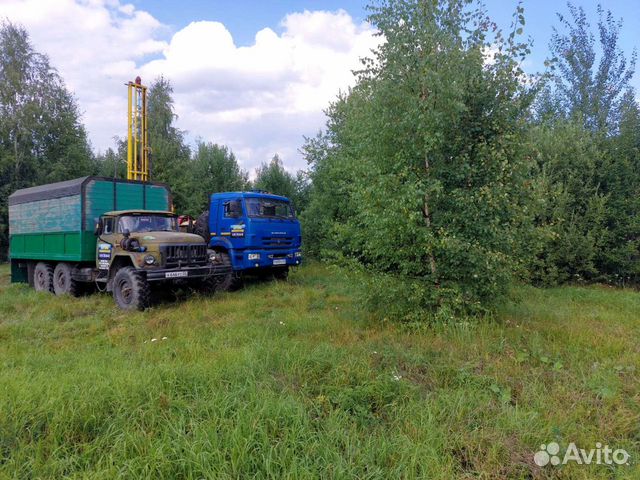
197 191 302 288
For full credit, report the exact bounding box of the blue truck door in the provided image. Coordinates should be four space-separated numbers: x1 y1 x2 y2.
218 198 245 245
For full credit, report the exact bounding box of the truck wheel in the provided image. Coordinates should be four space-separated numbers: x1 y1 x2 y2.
191 276 217 294
33 262 54 293
193 211 210 240
273 267 289 281
216 251 242 291
112 267 150 311
53 263 79 296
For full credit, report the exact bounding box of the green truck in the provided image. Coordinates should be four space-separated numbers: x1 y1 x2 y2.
9 176 229 310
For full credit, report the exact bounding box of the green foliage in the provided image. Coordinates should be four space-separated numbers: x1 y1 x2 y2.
254 154 309 214
95 145 127 179
0 21 95 259
303 0 537 317
192 141 249 209
526 121 608 285
529 3 640 286
298 0 639 299
146 76 193 212
596 91 640 284
253 154 295 198
543 3 636 133
291 170 311 214
299 129 357 258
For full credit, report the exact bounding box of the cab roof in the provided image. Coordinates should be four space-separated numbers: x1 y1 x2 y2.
211 191 290 201
103 210 175 217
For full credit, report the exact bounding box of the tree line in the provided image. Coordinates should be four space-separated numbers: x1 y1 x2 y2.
1 0 639 321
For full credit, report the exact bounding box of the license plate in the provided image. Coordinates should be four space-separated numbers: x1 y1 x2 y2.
165 271 188 278
273 259 286 265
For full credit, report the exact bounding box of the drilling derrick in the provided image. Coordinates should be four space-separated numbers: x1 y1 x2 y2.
127 76 149 181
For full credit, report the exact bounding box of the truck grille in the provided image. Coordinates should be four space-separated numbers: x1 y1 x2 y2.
161 244 207 267
262 236 293 247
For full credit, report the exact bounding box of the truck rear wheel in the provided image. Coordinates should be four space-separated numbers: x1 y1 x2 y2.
113 267 150 311
190 276 217 294
53 262 79 296
33 262 54 293
193 211 210 240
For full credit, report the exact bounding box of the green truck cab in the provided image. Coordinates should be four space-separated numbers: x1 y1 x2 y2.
9 177 229 310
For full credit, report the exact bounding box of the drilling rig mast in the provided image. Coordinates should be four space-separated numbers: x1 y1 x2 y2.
127 76 149 181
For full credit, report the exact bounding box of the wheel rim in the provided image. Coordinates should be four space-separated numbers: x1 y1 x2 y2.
117 278 133 304
35 270 45 289
55 270 66 289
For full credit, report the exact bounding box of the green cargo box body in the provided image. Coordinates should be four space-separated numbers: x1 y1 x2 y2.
9 177 171 268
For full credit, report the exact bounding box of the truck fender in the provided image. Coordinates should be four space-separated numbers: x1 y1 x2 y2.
209 237 234 253
106 255 135 291
208 241 239 269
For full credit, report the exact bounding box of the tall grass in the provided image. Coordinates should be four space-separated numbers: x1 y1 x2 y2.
0 264 638 478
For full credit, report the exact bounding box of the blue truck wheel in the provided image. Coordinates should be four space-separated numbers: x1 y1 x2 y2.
216 251 243 291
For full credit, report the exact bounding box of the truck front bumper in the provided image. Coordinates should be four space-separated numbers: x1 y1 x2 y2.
238 249 302 270
145 263 232 281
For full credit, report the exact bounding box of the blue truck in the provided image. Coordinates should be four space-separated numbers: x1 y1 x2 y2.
193 191 302 289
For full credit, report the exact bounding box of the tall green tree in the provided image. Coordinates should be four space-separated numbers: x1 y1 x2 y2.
146 76 192 212
95 144 126 179
545 3 636 133
300 104 362 258
291 170 311 214
0 21 94 258
253 154 301 208
191 141 248 212
304 0 537 318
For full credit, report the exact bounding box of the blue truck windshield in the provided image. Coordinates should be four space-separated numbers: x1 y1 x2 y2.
245 198 295 219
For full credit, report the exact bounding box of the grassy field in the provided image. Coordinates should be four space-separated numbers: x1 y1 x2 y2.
0 263 638 479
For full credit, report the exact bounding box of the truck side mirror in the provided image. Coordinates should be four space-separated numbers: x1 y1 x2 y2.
123 229 130 238
94 220 103 236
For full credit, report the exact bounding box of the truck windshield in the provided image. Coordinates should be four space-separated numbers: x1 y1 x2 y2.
245 198 295 219
118 215 178 233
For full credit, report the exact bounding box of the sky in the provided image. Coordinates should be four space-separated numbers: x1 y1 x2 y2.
1 0 639 175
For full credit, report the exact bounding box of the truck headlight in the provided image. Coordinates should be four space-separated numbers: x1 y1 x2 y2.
295 251 302 257
248 253 260 260
144 254 156 265
208 252 219 263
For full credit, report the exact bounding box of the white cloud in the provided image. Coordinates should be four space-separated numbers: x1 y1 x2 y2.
1 0 167 155
1 1 380 173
